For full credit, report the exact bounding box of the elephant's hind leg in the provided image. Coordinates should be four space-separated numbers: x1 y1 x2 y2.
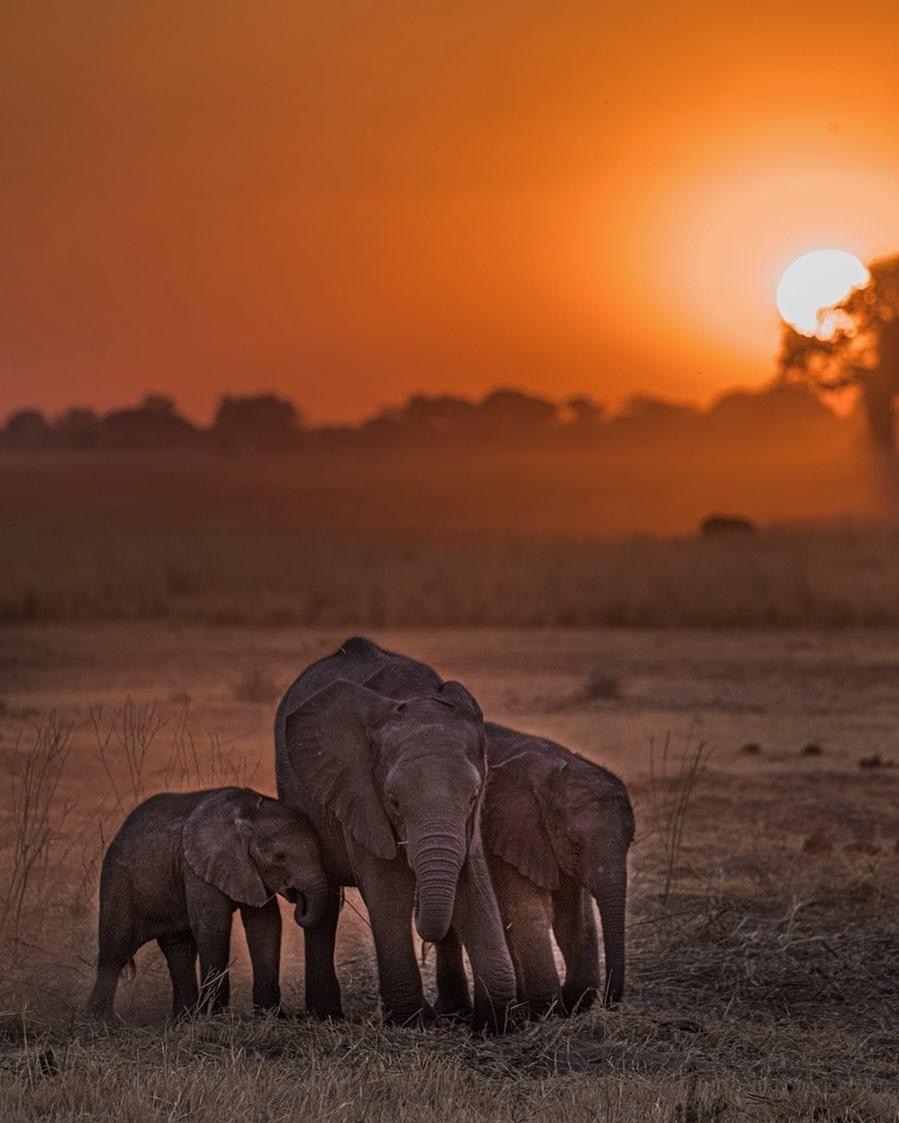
158 931 199 1018
87 956 130 1023
87 868 135 1022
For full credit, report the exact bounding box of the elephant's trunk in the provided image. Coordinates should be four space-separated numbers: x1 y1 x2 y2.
406 817 467 944
590 857 628 1006
293 878 332 930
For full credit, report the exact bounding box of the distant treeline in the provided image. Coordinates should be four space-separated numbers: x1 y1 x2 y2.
0 382 850 454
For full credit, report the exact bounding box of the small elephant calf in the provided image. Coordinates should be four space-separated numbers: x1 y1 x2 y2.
87 787 330 1022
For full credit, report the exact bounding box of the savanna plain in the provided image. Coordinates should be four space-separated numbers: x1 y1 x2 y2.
1 454 898 1121
1 623 897 1122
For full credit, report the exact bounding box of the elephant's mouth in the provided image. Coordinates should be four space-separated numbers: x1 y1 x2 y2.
292 892 309 925
281 886 298 904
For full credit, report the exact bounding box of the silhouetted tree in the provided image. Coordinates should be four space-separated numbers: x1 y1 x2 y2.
4 408 53 449
563 395 605 432
779 253 899 452
401 394 477 434
55 407 99 450
608 395 700 441
211 393 303 453
475 388 559 438
706 383 839 441
98 394 198 450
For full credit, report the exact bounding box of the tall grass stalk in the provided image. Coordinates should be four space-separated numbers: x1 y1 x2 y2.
2 715 72 943
90 699 166 814
648 731 711 903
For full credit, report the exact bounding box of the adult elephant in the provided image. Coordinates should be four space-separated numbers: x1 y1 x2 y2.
287 638 635 1018
437 728 635 1017
275 637 517 1031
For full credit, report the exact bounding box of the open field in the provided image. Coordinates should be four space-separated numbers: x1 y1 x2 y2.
4 450 899 630
1 624 897 1120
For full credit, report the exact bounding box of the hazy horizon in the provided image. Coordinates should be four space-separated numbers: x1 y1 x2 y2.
6 2 899 425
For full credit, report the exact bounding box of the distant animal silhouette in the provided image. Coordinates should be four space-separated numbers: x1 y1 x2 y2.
699 514 757 537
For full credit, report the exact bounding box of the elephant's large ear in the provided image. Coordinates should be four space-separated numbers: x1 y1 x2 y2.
437 680 483 723
285 679 398 861
482 756 559 890
183 789 269 908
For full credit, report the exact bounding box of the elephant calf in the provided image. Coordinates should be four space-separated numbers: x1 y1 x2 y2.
87 787 330 1022
437 727 635 1018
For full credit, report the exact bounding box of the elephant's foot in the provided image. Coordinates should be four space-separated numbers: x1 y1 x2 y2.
433 990 473 1023
305 980 344 1021
306 1000 344 1021
383 1002 435 1029
86 1002 117 1027
252 1001 288 1019
562 982 599 1016
519 993 565 1021
471 997 520 1035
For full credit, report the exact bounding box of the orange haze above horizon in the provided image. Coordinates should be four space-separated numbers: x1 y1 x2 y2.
4 1 899 424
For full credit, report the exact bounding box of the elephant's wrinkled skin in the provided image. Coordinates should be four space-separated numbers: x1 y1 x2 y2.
87 787 329 1022
275 637 517 1031
439 727 635 1017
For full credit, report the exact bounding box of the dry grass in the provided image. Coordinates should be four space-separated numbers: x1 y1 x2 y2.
1 688 897 1121
4 521 899 628
1 445 899 629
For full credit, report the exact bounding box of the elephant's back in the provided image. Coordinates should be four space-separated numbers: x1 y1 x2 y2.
485 722 632 798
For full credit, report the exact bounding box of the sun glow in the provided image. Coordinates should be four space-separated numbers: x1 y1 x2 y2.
776 250 869 337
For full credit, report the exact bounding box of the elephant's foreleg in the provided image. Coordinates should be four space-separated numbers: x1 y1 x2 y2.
452 848 518 1033
552 879 600 1015
187 881 234 1013
490 856 560 1019
434 927 472 1019
355 854 430 1026
240 899 282 1013
303 883 343 1019
158 931 199 1018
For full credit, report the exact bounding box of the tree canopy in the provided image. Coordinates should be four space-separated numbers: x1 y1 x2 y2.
779 253 899 452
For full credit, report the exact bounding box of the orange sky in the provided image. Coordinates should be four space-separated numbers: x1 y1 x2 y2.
4 1 899 423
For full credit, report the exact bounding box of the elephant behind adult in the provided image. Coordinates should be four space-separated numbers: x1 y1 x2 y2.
274 637 517 1031
439 726 635 1017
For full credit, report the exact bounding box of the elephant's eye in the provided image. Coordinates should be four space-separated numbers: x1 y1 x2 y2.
275 850 287 863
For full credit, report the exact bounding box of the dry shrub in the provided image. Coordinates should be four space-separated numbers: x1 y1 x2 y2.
1 715 72 946
90 699 165 814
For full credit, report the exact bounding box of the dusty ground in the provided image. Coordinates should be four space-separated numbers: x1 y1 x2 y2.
1 623 897 1120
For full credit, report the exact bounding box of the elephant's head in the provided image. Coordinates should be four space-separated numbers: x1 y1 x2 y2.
484 753 634 1004
285 678 486 943
183 788 330 928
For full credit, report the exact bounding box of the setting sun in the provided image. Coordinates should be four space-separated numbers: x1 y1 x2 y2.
776 250 869 337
